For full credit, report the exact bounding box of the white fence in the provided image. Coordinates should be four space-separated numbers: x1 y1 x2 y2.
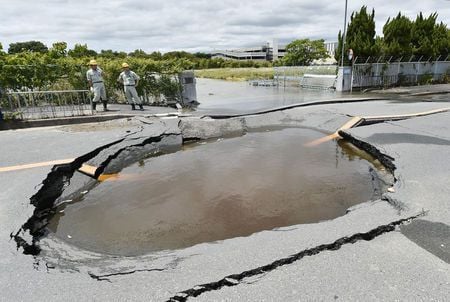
352 56 450 89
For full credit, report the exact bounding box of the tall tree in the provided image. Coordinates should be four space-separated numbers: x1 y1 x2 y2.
282 39 328 66
432 23 450 57
335 30 345 64
129 49 149 58
49 42 68 58
162 51 195 60
68 43 97 58
8 41 48 54
410 12 449 58
411 12 437 57
149 51 163 60
345 6 377 59
383 13 413 57
193 52 211 59
0 43 5 56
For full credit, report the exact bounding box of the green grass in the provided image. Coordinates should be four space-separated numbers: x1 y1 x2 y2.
194 67 274 81
195 66 337 81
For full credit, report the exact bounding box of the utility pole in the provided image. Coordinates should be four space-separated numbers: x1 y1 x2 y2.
340 0 348 67
338 0 349 91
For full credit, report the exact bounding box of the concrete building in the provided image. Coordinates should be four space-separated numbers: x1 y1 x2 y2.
324 41 338 57
211 39 286 62
212 40 338 62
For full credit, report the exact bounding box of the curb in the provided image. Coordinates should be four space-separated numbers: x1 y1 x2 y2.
0 114 130 131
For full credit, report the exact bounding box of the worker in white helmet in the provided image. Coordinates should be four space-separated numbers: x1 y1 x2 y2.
117 63 143 110
86 59 108 111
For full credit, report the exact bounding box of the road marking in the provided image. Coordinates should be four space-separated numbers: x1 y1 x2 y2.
305 116 362 147
78 165 125 182
97 173 118 181
0 158 75 172
305 107 450 147
78 163 98 177
361 107 450 121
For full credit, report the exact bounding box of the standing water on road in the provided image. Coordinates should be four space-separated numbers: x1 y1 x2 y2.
49 128 389 256
196 78 339 114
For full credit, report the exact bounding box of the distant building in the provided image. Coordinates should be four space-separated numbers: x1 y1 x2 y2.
212 40 338 62
324 41 338 57
212 39 285 62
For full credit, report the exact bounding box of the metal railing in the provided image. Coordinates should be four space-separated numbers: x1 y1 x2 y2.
274 66 337 87
3 90 92 120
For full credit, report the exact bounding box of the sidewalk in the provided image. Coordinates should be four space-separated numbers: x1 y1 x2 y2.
0 104 182 131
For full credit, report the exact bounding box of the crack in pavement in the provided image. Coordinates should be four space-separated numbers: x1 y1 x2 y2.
167 213 426 302
201 98 383 119
89 268 166 282
338 130 396 174
93 132 180 178
166 120 423 301
11 119 181 256
11 137 127 255
381 195 408 214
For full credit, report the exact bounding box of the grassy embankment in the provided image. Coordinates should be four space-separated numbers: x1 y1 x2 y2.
195 67 274 81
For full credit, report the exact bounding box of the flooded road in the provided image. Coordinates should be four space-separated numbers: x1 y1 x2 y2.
196 78 341 114
49 128 388 256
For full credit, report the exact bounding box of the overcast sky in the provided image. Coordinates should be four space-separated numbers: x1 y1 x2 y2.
0 0 449 53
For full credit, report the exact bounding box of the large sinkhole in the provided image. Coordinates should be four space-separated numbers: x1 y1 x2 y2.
47 128 390 256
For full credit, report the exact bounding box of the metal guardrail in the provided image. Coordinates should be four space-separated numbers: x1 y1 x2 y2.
4 90 92 120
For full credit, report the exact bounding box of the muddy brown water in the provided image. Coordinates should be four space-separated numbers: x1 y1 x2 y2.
48 128 389 256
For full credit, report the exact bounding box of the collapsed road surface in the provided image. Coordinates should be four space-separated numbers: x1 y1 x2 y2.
0 89 449 301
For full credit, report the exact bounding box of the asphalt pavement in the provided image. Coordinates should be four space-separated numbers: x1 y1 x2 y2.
0 84 449 301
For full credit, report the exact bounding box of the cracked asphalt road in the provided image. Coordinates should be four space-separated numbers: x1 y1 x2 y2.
0 84 449 301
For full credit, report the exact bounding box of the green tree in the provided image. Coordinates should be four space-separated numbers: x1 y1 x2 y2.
1 52 61 91
49 42 68 58
410 12 450 58
129 49 149 58
68 43 97 58
383 13 413 57
193 52 211 59
282 39 328 66
8 41 48 54
148 51 163 60
99 49 127 59
162 51 195 60
411 13 437 57
432 23 450 57
346 6 377 59
335 30 345 64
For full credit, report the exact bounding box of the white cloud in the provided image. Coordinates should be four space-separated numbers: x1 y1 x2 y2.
0 0 448 52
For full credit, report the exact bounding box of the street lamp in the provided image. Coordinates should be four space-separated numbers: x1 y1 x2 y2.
340 0 348 67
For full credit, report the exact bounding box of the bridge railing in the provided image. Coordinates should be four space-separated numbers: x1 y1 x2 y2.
2 90 92 120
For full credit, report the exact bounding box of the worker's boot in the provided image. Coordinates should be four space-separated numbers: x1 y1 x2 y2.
131 104 136 110
102 100 108 111
92 102 97 111
139 104 144 111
